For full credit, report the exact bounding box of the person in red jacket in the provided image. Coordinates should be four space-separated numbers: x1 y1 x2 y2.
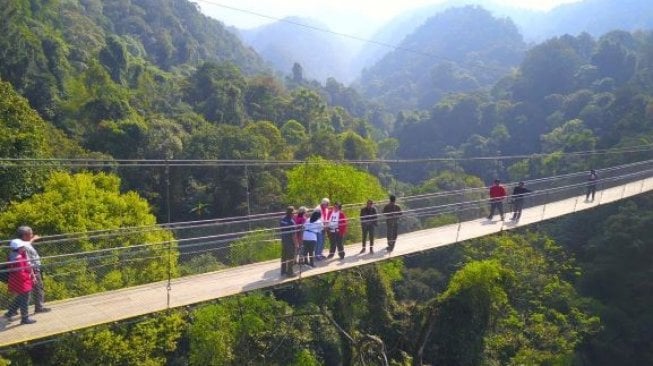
3 239 36 325
326 202 348 259
487 179 507 221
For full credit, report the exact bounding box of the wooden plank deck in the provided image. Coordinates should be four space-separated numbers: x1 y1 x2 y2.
1 177 652 347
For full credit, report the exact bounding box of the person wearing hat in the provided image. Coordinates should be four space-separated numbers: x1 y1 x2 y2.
279 206 298 277
359 199 378 254
3 238 37 324
511 182 531 221
326 202 348 259
15 226 50 313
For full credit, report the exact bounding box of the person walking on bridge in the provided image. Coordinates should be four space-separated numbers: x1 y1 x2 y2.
14 226 50 314
586 169 598 201
382 195 402 253
511 182 531 221
3 239 36 325
360 199 378 254
487 179 507 221
279 206 298 277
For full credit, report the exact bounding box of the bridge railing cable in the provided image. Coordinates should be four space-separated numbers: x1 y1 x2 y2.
1 158 653 315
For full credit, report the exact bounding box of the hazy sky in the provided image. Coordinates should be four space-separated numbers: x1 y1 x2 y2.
197 0 583 33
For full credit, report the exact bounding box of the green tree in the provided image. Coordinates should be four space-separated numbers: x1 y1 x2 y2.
0 172 179 300
415 260 511 366
49 312 185 365
184 62 247 125
0 79 90 209
285 156 386 206
281 119 308 147
541 118 597 153
340 131 377 161
189 294 313 365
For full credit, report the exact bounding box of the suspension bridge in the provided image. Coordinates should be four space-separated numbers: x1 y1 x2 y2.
1 158 653 347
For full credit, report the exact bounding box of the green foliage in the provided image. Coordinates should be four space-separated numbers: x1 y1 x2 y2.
281 119 309 146
228 231 280 266
340 130 376 160
50 312 185 366
284 89 326 131
285 156 386 206
550 197 653 365
0 79 91 208
291 349 321 366
541 119 597 153
461 234 599 365
180 253 228 276
420 260 511 366
0 79 52 208
0 171 179 299
184 62 247 125
189 294 312 365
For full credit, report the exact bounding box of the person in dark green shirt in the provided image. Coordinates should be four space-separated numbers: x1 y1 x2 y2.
382 195 402 253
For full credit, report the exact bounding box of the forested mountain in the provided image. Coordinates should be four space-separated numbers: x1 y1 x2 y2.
355 0 653 75
0 0 383 222
359 6 526 111
239 17 359 83
352 0 533 72
393 29 653 182
0 0 266 118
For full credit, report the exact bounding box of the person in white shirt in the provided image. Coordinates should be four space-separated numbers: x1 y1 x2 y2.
315 198 331 260
302 210 322 267
326 203 348 259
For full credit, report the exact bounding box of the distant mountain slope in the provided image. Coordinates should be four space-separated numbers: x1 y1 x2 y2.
358 6 526 111
91 0 267 73
239 17 358 83
525 0 653 40
351 0 538 76
354 0 652 75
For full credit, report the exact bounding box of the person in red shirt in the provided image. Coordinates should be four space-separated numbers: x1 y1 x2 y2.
487 179 507 221
3 239 36 325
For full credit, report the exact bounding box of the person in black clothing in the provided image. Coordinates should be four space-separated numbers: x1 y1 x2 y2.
359 199 378 254
382 195 402 253
279 206 297 277
511 182 531 221
586 169 598 201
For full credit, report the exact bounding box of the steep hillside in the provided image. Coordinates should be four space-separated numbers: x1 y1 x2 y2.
0 0 266 119
359 6 526 111
239 17 358 83
97 0 266 72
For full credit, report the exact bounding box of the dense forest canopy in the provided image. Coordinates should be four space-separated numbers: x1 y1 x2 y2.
1 0 653 364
